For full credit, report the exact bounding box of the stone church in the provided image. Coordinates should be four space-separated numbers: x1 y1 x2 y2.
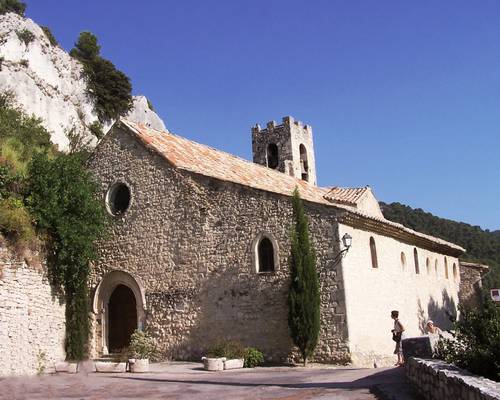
87 116 465 366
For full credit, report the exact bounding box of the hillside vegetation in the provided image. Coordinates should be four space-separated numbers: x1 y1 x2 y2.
381 202 500 287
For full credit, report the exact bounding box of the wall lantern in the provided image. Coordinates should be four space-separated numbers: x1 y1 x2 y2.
333 233 353 266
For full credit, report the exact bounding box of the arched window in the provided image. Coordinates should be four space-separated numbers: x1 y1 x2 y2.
299 144 309 181
414 248 420 274
257 237 275 273
267 143 279 169
444 257 449 279
453 263 458 281
426 258 430 275
400 252 406 270
370 237 378 268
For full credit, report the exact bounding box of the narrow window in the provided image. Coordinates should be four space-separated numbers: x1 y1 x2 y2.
426 258 430 275
258 237 275 272
414 248 419 274
444 257 449 279
370 237 378 268
299 144 309 181
400 252 406 270
267 143 279 169
453 263 457 280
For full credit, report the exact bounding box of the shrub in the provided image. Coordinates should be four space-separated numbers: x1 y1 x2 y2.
437 296 500 381
288 188 320 366
129 330 157 359
16 29 34 46
89 120 104 140
41 26 58 46
0 0 26 16
207 340 245 359
243 347 264 368
70 31 132 122
0 197 35 244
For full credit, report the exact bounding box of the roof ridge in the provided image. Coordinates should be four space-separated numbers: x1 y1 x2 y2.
120 118 323 189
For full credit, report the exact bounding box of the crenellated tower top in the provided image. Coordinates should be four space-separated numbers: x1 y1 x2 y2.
251 116 317 185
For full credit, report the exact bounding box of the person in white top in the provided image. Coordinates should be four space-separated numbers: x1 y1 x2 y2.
391 310 405 366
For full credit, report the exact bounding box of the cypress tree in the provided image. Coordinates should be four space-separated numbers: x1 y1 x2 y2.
288 188 320 366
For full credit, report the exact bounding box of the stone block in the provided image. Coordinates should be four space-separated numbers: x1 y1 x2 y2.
402 336 433 360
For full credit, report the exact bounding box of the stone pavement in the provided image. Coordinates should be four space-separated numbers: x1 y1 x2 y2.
0 362 422 400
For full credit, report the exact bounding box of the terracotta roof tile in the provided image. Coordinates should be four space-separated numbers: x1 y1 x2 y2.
324 187 370 206
117 119 465 254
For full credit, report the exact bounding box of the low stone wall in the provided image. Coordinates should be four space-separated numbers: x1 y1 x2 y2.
406 358 500 400
0 247 66 376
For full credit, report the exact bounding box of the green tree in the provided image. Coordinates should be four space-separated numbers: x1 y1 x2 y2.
0 0 26 16
28 152 107 359
288 188 320 366
70 32 132 122
437 294 500 381
69 31 100 63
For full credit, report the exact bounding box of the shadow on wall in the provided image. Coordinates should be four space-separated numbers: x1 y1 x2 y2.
417 290 457 334
144 260 295 364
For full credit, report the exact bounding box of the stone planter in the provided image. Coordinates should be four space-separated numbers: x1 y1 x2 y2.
54 361 78 374
202 357 225 371
95 361 127 373
129 358 149 373
223 359 244 370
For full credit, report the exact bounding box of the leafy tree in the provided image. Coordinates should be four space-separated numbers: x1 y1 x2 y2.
437 294 500 381
69 31 100 63
70 32 132 122
0 0 26 16
288 188 320 366
86 57 133 122
28 152 107 359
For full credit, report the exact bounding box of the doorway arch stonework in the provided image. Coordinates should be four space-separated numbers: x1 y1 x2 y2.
92 270 146 355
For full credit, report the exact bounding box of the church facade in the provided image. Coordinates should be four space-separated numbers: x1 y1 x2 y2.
87 116 464 366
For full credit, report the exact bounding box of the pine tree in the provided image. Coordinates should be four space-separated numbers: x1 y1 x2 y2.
288 188 320 366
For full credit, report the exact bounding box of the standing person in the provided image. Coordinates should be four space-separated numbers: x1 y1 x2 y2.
391 310 405 366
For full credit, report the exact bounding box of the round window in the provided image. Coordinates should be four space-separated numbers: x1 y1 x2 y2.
106 182 131 216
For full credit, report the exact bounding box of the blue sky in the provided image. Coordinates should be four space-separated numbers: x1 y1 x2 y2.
25 1 500 230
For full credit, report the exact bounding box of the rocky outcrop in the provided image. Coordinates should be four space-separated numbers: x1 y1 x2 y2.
0 12 166 151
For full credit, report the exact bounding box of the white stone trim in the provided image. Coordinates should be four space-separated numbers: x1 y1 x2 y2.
92 270 146 355
251 231 280 274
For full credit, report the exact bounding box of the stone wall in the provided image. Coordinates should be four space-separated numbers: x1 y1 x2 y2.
339 223 461 367
459 261 488 308
0 245 66 376
406 358 500 400
252 116 317 185
88 126 350 363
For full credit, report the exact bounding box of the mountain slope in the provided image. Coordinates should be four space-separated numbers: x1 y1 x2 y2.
0 12 166 151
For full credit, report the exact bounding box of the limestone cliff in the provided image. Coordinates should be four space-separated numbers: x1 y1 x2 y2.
0 12 166 151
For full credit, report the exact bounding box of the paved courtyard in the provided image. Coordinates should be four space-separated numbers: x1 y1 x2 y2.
0 362 420 400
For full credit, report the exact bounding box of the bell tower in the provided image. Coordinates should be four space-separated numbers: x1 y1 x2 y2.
251 116 317 186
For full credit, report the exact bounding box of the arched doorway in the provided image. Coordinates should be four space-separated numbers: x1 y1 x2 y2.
108 284 137 352
92 270 146 356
